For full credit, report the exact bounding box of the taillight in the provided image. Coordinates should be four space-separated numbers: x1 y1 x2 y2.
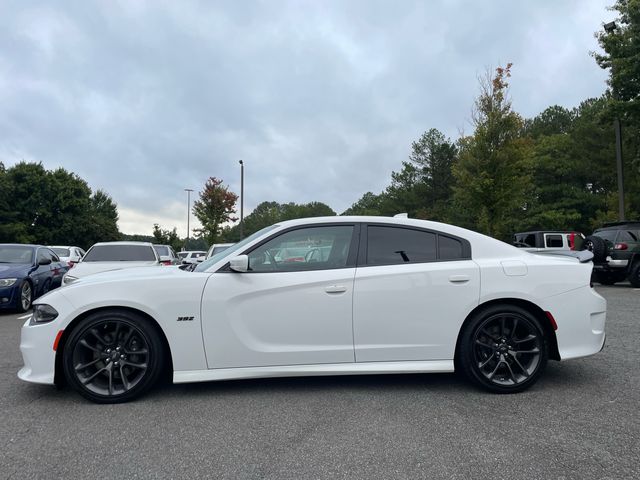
569 232 576 250
614 243 628 250
160 260 172 266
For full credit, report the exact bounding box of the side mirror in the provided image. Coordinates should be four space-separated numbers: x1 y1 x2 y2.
39 257 52 266
229 255 249 273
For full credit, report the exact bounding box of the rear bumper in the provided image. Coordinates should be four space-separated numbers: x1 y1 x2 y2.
543 286 606 361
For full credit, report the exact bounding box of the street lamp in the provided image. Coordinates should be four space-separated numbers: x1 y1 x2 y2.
184 188 194 250
239 160 244 240
604 21 625 221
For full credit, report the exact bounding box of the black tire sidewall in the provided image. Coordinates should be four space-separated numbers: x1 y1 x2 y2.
458 304 549 393
629 262 640 288
584 235 608 263
62 311 165 404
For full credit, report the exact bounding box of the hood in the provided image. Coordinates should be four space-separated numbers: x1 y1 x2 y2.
0 263 31 278
65 264 190 286
67 261 159 279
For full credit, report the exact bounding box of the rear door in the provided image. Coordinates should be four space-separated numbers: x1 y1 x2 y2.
353 224 480 362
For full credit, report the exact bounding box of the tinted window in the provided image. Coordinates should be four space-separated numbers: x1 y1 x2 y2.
178 252 188 259
367 226 436 265
594 230 618 243
545 235 563 248
616 230 639 242
439 235 463 260
514 234 535 247
45 249 60 261
51 247 71 257
83 245 156 262
248 226 354 272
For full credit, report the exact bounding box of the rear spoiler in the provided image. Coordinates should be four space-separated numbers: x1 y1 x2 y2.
531 250 594 263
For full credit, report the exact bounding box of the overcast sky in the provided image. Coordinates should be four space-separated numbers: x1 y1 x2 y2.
0 0 612 236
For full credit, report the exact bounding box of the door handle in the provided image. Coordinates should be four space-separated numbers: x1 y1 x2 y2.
324 285 347 294
449 275 470 284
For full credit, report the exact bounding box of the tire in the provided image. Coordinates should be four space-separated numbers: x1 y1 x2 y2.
583 235 608 263
17 281 33 313
62 310 165 403
629 262 640 288
594 271 625 286
457 305 548 393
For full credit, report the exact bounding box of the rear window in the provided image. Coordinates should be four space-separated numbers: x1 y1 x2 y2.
153 245 170 256
83 245 156 262
51 247 71 257
178 252 188 259
593 230 619 243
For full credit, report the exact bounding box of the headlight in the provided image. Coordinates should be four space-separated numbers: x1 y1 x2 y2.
0 278 17 287
30 304 59 325
63 275 79 285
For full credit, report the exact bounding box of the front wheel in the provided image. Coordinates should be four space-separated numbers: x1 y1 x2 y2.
62 310 165 403
458 305 548 393
17 281 33 312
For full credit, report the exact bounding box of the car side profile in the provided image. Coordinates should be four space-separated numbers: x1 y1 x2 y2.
18 216 606 403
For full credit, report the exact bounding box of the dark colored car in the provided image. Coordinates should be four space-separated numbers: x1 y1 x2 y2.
0 244 69 312
585 222 640 286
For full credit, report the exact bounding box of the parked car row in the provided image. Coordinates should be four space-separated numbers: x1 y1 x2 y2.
0 240 238 312
513 221 640 286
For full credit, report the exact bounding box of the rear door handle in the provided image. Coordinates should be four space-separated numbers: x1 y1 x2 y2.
324 285 347 294
449 275 470 284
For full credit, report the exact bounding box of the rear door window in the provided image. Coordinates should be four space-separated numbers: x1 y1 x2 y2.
366 226 437 265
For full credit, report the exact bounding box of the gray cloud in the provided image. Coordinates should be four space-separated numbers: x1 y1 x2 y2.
0 0 611 235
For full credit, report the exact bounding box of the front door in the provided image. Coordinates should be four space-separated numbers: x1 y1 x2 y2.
201 224 358 368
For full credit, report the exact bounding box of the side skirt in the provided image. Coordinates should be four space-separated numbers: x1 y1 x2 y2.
173 360 454 384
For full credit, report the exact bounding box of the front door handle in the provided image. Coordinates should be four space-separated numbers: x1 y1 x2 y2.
449 275 470 284
324 285 347 294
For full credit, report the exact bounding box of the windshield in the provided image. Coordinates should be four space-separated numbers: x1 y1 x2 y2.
195 226 278 272
51 247 71 257
0 245 34 264
83 245 157 262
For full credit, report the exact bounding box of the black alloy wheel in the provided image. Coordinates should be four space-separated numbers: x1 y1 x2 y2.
63 310 165 403
459 305 548 393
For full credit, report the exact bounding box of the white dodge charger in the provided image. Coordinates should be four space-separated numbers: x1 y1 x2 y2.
18 216 606 403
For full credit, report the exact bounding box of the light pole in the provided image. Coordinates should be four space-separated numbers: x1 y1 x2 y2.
184 188 194 250
604 21 625 221
239 160 244 240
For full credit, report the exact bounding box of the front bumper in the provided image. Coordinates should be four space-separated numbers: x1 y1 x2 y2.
0 284 20 309
18 316 59 385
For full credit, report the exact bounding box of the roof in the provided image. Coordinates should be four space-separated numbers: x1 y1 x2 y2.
598 221 640 229
90 241 154 247
0 243 42 248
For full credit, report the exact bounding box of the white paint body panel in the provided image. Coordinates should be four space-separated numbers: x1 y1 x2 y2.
18 216 606 389
201 269 356 368
353 260 480 361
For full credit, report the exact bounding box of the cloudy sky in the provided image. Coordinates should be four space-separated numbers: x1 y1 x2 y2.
0 0 612 236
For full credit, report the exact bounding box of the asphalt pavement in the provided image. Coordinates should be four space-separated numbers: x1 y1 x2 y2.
1 285 639 479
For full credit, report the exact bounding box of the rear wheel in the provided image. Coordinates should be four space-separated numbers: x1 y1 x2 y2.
458 305 548 393
594 271 625 285
629 262 640 288
62 310 165 403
